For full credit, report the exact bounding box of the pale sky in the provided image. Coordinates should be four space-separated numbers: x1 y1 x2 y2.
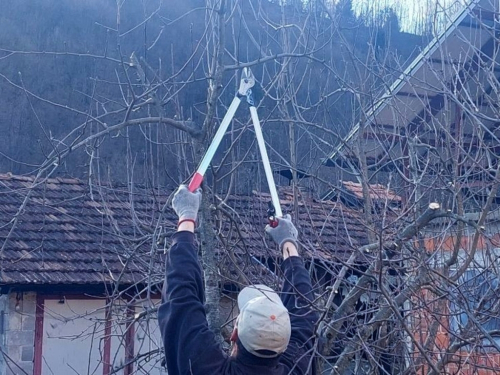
350 0 467 34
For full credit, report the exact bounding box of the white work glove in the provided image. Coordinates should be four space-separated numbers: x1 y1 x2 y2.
265 214 298 250
172 185 202 223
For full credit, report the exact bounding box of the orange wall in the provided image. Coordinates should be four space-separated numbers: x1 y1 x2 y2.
411 233 500 374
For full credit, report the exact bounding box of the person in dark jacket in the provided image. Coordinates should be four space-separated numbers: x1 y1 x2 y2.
158 185 318 375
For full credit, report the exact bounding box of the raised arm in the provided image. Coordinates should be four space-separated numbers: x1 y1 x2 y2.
266 215 319 374
158 186 227 374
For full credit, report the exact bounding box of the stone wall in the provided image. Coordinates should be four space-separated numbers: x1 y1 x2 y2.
0 294 6 374
2 292 36 375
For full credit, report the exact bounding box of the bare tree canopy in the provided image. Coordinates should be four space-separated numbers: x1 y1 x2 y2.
2 0 500 374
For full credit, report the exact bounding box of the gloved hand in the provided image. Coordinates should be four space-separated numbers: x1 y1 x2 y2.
172 185 202 223
265 214 298 250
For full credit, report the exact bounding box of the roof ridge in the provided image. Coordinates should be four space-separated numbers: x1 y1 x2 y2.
0 173 84 185
0 172 160 190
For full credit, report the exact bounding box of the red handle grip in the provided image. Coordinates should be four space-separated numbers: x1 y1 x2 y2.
188 172 204 192
268 217 279 228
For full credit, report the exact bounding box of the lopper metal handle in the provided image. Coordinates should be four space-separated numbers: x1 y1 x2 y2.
249 106 283 219
188 68 256 192
188 67 282 229
188 96 242 192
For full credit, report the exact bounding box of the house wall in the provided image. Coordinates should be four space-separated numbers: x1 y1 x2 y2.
411 234 500 375
0 290 238 375
41 297 107 374
0 291 170 375
0 294 6 374
37 295 166 375
0 292 37 375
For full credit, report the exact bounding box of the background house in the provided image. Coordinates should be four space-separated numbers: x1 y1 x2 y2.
0 173 390 374
0 173 170 375
324 0 500 206
322 0 500 373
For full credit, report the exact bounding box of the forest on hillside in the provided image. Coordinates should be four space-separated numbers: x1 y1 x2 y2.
0 0 424 196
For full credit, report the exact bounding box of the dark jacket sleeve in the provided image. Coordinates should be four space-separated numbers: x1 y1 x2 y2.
279 256 319 375
157 231 228 375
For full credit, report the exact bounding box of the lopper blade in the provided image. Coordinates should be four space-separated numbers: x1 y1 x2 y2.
238 67 255 96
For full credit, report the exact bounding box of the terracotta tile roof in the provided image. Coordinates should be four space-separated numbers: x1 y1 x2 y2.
222 189 372 260
0 173 172 286
0 174 375 286
342 181 402 202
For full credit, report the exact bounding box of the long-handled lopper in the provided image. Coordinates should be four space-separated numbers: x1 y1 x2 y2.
187 68 282 226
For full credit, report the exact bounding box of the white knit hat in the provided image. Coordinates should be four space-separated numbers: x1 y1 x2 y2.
237 284 291 358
